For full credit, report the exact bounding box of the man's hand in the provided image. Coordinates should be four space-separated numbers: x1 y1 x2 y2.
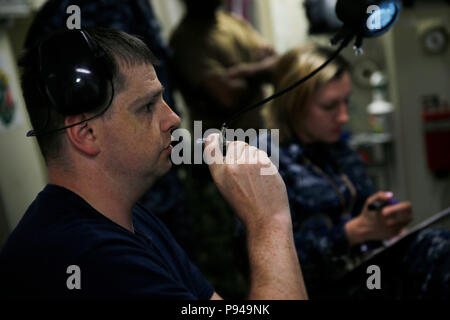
345 191 413 245
205 134 289 229
204 133 308 300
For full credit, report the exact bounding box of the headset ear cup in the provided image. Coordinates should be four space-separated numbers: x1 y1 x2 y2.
26 29 114 137
37 30 113 116
44 65 110 116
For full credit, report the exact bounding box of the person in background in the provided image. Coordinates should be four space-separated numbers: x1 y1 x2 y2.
170 0 278 131
23 0 196 258
263 43 450 299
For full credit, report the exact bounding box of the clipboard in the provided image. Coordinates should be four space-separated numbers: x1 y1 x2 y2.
325 207 450 299
359 206 450 265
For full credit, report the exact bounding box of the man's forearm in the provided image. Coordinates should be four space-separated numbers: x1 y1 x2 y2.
205 136 306 299
246 214 308 300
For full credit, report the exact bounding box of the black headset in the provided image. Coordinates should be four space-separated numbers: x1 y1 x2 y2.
27 29 114 137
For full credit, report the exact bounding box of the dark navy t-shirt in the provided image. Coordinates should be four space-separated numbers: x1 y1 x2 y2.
0 185 214 300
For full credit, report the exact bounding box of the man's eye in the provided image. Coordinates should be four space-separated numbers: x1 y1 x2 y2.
144 102 155 112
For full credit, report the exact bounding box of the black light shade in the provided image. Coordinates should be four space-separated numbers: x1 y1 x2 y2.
336 0 402 38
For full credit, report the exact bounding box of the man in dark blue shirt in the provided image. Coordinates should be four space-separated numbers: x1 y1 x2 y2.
0 28 307 300
0 185 212 299
23 0 195 258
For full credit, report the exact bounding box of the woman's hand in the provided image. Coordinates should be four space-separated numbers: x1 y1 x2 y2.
345 191 413 245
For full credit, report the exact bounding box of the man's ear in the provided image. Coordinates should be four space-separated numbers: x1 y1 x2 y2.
64 115 100 156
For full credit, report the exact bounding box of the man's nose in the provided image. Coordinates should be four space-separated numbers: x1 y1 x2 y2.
161 102 181 132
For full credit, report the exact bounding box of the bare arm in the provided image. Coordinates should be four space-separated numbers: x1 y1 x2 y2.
246 213 307 299
210 291 223 300
205 134 308 300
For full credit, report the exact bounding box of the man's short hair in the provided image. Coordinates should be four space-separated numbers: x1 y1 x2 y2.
19 27 159 163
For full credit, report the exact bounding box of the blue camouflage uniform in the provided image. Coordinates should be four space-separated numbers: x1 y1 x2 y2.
276 136 450 299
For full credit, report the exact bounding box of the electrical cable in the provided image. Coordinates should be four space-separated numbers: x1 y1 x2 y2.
220 33 354 134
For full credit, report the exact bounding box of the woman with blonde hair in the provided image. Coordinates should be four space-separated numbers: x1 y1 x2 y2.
263 43 449 299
